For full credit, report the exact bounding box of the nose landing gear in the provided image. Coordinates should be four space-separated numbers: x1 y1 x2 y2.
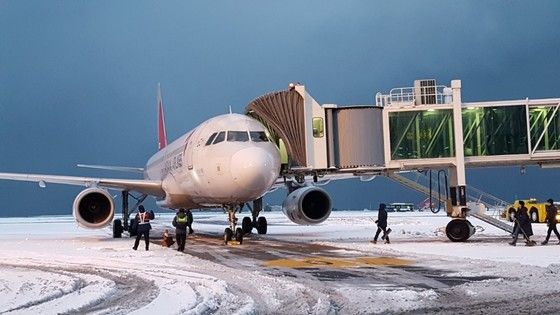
224 205 244 245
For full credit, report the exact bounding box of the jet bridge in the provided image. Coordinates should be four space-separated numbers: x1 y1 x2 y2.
245 79 560 242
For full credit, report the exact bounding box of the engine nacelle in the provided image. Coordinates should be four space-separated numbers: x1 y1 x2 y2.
282 186 332 225
72 188 115 229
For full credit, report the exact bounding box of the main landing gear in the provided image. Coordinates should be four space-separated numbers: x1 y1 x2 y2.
241 197 268 235
112 191 147 238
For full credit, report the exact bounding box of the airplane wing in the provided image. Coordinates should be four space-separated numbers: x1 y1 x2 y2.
0 172 164 197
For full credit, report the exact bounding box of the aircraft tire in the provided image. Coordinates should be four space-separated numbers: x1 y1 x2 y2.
256 216 267 234
242 217 252 235
235 227 244 244
224 228 233 244
112 219 123 238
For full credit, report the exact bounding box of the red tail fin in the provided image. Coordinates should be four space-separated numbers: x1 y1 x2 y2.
157 83 168 151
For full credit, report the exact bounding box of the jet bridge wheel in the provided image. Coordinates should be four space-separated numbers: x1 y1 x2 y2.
445 219 475 242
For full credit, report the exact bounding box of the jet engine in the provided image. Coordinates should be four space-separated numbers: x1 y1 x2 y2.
72 188 115 229
282 186 332 225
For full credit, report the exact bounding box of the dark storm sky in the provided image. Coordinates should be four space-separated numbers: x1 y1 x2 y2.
1 1 560 216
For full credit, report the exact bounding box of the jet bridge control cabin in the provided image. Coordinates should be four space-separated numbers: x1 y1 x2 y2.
245 79 560 242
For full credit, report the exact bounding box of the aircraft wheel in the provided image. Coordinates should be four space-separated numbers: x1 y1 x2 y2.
242 217 252 235
113 219 123 238
529 207 539 223
235 227 244 244
256 216 267 234
224 228 233 244
445 219 475 242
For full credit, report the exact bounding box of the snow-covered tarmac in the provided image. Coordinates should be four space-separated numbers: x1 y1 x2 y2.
1 210 560 314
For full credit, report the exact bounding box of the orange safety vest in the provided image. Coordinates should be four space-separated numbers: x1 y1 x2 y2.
138 212 151 224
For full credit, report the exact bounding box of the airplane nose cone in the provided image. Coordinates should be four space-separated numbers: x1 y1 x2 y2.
231 147 279 195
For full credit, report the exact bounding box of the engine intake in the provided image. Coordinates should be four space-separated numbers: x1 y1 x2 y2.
72 188 115 229
282 186 332 225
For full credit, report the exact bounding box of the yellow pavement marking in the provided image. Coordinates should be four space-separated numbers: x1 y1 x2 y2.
265 256 414 269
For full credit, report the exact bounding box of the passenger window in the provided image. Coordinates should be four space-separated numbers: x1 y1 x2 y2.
312 117 324 138
250 131 269 142
205 132 218 145
227 131 249 142
213 131 226 144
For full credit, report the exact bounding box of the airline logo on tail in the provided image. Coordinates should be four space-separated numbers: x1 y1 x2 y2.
157 83 168 151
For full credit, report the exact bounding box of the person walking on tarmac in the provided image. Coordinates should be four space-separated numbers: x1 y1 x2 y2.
173 208 188 252
371 203 391 244
186 209 194 235
133 205 155 251
542 199 560 245
509 200 535 246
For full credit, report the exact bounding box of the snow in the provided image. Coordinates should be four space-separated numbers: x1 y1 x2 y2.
1 210 559 314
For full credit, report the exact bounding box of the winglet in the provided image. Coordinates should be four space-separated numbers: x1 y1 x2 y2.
157 83 168 151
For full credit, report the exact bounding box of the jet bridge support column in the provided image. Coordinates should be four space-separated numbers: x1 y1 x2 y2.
446 80 475 241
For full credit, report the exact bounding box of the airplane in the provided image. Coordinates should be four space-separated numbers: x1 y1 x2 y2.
0 85 334 244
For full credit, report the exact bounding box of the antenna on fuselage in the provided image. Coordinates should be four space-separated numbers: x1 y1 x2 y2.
228 105 232 114
157 83 168 151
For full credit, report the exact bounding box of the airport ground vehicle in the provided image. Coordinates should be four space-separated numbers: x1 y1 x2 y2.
502 199 550 223
386 202 415 212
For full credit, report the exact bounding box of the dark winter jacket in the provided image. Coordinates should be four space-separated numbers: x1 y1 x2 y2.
186 210 193 226
515 206 533 237
376 206 388 229
135 210 154 233
173 212 188 234
546 204 558 225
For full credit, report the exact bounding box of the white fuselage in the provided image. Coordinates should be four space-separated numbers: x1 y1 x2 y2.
144 113 281 209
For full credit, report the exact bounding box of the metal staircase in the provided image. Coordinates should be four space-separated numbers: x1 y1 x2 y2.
387 171 513 234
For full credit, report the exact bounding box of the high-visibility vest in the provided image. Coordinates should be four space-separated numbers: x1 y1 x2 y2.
176 216 187 223
139 212 150 224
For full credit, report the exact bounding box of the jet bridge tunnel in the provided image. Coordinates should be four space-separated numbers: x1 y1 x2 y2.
245 80 560 242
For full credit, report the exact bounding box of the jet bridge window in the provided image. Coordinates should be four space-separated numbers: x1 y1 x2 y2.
212 131 226 144
250 131 269 142
205 132 218 146
227 131 249 142
312 117 324 138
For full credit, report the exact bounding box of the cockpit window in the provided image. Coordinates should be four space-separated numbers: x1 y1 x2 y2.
205 132 218 145
213 131 226 144
250 131 269 142
227 131 249 142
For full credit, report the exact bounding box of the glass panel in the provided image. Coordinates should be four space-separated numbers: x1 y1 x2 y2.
227 131 249 142
529 106 560 151
462 106 528 156
312 117 324 138
250 131 269 142
213 131 226 144
205 132 218 146
389 109 454 159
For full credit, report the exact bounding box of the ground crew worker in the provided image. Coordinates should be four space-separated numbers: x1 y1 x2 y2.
186 209 194 234
510 200 534 246
542 198 560 245
133 205 155 251
371 203 390 244
173 208 188 252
